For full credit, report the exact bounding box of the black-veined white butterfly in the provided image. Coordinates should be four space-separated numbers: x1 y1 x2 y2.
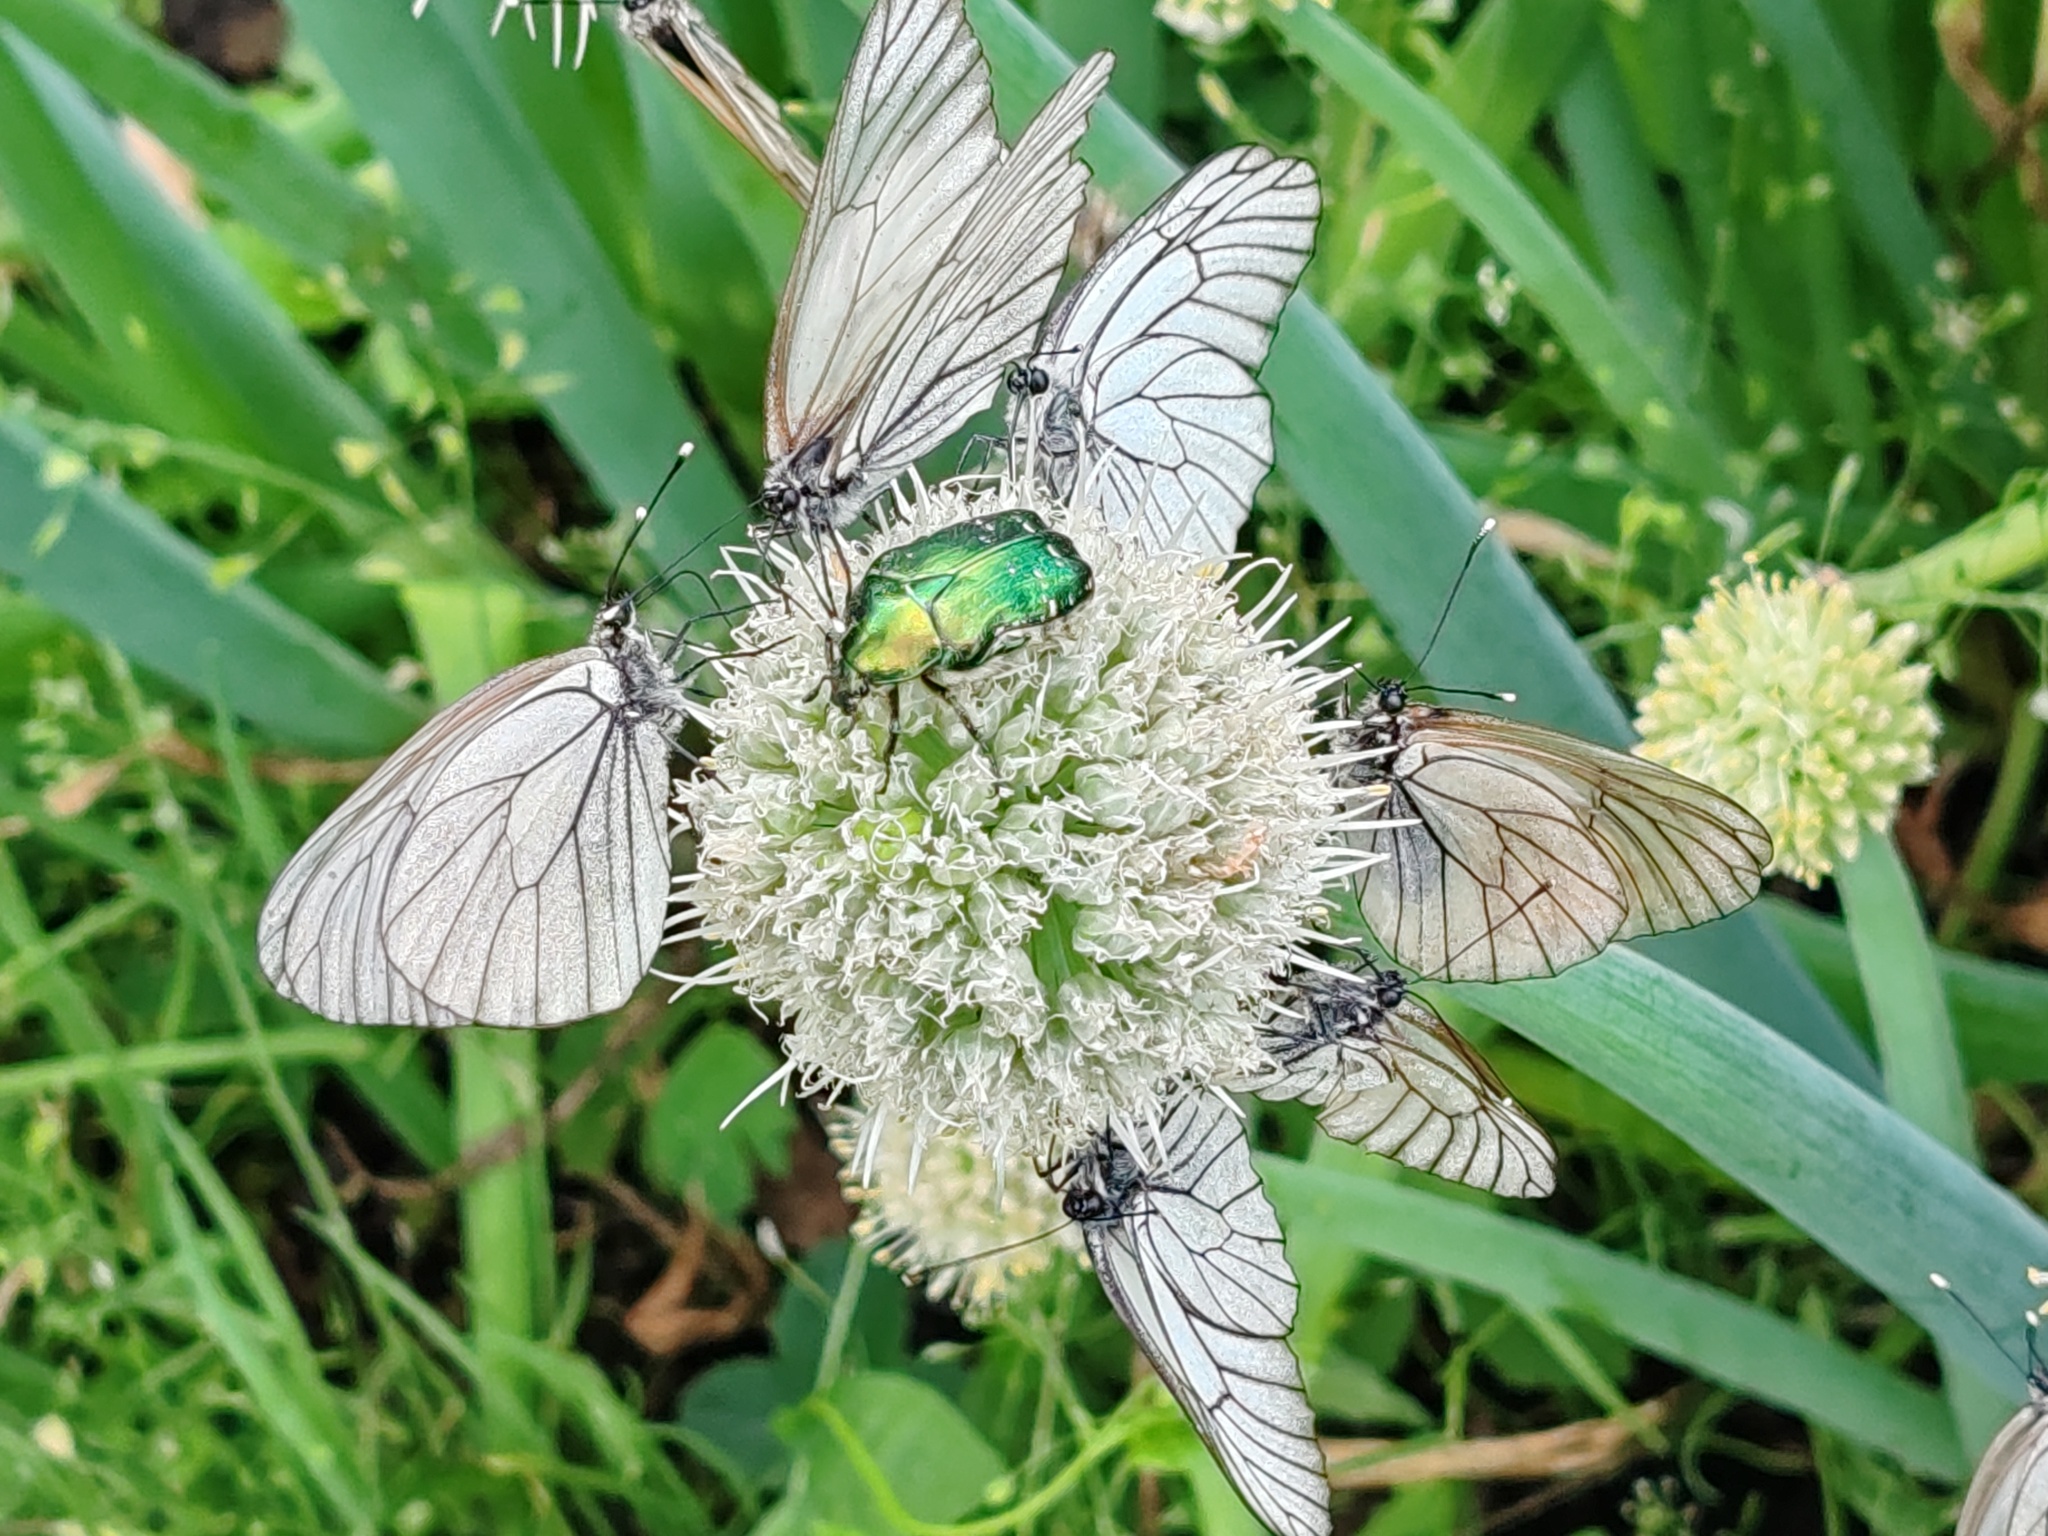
257 593 693 1028
1049 1093 1331 1536
1331 677 1771 983
1241 958 1555 1198
1932 1271 2048 1535
616 0 819 204
760 0 1111 538
1007 145 1319 557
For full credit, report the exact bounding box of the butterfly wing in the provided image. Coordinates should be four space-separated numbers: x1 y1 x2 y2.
765 0 1104 507
1314 995 1556 1198
1453 715 1772 943
258 649 674 1027
766 0 999 470
1957 1397 2048 1535
617 0 818 204
1015 145 1318 556
1359 729 1630 982
842 51 1111 481
1082 1096 1331 1536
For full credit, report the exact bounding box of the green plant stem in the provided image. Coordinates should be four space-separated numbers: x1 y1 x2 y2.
1851 470 2048 609
0 1030 373 1098
453 1030 552 1411
1938 696 2046 945
814 1242 871 1392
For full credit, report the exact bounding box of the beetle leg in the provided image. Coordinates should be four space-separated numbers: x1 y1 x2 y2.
924 677 994 768
879 686 903 792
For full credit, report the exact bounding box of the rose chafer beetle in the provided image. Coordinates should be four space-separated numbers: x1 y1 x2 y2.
832 508 1094 767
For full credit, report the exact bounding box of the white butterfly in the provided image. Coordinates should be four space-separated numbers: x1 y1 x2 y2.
1242 960 1556 1198
1932 1272 2048 1536
1960 1379 2048 1536
1050 1093 1331 1536
257 600 690 1027
760 0 1111 538
1006 145 1319 557
616 0 819 205
1334 679 1771 983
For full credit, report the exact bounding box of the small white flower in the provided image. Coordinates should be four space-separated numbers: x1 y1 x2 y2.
827 1105 1082 1321
1154 0 1255 46
674 473 1353 1168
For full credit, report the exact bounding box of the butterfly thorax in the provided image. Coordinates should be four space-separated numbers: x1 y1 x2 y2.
1058 1130 1146 1224
591 603 691 730
1294 966 1405 1045
1330 681 1422 789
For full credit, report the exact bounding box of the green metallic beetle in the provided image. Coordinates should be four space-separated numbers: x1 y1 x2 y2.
831 508 1094 762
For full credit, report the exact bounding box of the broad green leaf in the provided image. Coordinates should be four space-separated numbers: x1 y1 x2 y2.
781 1372 1006 1528
0 413 419 753
0 27 403 505
642 1022 796 1222
283 0 751 562
1260 1155 1964 1478
1473 948 2048 1427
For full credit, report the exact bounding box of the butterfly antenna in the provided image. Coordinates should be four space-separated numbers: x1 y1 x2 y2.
901 1222 1072 1286
1424 684 1519 705
607 442 696 601
1414 516 1497 674
1930 1273 2033 1377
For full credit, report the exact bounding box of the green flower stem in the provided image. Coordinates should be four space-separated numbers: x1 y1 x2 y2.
1850 470 2048 609
453 1031 552 1409
1937 695 2046 945
403 582 555 1418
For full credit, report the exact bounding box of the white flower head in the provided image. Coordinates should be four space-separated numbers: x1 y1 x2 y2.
675 472 1351 1167
1634 571 1939 886
827 1104 1083 1322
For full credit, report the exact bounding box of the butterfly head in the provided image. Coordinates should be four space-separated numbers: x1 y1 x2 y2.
590 596 639 653
1004 362 1050 398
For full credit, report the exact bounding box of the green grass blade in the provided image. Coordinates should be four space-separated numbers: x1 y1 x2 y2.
1731 0 2019 486
1260 0 1734 499
0 27 403 502
1472 948 2048 1403
1835 836 1973 1158
1551 44 1714 422
0 0 500 380
0 413 420 752
1326 0 1602 325
285 1 750 555
1261 1154 1962 1478
963 0 1873 1084
1771 899 2048 1084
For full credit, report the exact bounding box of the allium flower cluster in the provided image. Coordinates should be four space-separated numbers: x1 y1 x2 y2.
826 1105 1084 1321
1634 572 1939 886
675 473 1350 1167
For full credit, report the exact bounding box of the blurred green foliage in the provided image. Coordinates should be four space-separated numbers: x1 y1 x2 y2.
3 0 2048 1531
